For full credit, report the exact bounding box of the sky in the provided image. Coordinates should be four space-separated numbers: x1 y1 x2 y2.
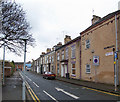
0 0 120 62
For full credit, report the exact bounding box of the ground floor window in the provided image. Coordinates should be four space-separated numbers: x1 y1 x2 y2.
86 64 91 73
71 63 76 76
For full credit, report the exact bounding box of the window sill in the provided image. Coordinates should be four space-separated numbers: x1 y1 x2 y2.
71 74 76 77
86 72 91 74
71 57 76 59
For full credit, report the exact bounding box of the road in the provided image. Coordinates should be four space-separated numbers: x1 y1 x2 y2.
20 71 119 102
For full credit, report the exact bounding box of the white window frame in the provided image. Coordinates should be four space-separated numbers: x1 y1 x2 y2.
49 56 51 63
57 52 60 61
86 39 90 49
62 50 64 60
52 56 54 63
71 63 76 76
86 64 91 73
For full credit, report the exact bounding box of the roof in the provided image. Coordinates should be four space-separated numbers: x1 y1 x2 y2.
14 62 24 65
80 10 120 35
55 36 81 51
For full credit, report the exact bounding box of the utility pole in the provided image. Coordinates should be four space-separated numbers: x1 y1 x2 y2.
2 42 5 85
22 38 27 101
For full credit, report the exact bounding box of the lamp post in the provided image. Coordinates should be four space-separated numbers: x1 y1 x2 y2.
21 38 28 101
2 42 5 85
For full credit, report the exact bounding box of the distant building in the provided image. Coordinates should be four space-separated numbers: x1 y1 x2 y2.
26 61 32 71
15 62 24 71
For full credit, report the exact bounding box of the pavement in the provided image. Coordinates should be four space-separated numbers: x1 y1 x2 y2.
56 76 120 95
2 71 23 101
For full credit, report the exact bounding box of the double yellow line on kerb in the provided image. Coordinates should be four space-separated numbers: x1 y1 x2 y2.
25 81 40 102
83 87 120 97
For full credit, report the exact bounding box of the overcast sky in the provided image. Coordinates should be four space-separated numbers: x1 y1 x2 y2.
0 0 120 62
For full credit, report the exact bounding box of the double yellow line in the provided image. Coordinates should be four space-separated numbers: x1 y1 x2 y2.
25 81 40 102
83 87 120 97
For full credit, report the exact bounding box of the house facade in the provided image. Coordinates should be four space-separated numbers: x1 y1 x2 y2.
32 10 120 85
55 35 81 79
15 62 24 71
80 10 120 84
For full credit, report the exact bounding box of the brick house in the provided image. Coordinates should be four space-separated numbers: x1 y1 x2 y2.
80 10 120 84
15 62 24 71
55 35 81 79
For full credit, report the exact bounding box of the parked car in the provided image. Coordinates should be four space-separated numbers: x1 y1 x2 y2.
43 72 56 79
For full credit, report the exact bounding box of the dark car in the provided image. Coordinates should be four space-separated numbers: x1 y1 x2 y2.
43 72 56 79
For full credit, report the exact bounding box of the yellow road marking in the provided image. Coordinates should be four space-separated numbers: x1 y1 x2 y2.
29 86 40 102
27 86 37 102
83 87 120 97
26 82 40 102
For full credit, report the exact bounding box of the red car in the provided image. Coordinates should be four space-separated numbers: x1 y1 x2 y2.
43 72 56 79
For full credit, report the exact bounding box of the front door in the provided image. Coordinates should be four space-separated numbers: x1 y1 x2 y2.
65 64 67 77
61 64 64 77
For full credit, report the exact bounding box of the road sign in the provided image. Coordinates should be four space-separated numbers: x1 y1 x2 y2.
93 56 99 66
114 52 117 59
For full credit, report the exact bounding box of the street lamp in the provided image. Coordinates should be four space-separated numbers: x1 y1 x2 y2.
0 34 5 85
20 37 28 101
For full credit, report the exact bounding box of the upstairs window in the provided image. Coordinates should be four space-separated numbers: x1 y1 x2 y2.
52 56 54 63
86 39 90 49
57 52 60 61
71 45 76 58
66 48 69 59
62 50 64 60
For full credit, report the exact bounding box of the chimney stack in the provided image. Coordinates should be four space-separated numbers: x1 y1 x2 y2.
46 48 51 53
92 15 101 25
64 35 71 44
41 52 45 55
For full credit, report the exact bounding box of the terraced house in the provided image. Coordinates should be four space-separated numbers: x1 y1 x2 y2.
55 35 81 79
42 48 56 74
32 10 120 86
80 10 120 85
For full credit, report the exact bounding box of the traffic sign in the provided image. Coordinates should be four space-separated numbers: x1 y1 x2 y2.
93 56 99 66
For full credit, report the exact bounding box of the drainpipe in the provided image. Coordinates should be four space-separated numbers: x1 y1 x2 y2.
79 38 82 79
114 14 119 91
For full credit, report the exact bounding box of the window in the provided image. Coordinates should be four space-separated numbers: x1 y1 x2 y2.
66 48 69 59
86 64 91 73
57 52 60 61
41 58 42 64
62 50 64 60
71 45 76 58
47 56 48 63
49 56 51 63
52 56 54 63
45 56 47 63
57 64 59 75
71 63 76 76
86 39 90 49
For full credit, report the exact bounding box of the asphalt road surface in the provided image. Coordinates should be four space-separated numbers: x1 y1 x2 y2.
20 71 120 102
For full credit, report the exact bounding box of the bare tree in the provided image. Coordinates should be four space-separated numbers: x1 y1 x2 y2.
0 1 35 55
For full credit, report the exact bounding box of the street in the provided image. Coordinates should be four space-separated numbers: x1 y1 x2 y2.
20 71 119 102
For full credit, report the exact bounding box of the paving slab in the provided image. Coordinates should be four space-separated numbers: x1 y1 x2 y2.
2 71 22 101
